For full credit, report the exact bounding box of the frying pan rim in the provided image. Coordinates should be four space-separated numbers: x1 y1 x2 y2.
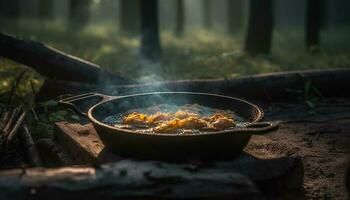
87 92 264 137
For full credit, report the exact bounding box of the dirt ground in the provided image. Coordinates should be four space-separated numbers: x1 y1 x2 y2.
261 99 350 200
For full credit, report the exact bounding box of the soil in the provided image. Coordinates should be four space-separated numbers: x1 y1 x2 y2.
261 99 350 200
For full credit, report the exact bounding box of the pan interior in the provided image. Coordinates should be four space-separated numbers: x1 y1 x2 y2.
91 93 261 127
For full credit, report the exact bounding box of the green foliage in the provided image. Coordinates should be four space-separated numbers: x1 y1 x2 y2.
25 100 80 140
0 59 43 99
285 78 323 109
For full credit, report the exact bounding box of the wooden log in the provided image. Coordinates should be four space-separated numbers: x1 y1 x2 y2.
0 32 132 85
0 161 261 200
39 68 350 101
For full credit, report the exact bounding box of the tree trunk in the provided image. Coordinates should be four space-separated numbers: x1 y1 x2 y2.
320 0 328 29
244 0 274 55
119 0 140 34
140 0 161 62
69 0 92 29
174 0 185 37
305 0 321 51
203 0 212 29
39 0 54 20
227 0 244 34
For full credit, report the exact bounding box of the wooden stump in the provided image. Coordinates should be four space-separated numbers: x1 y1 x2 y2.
55 122 119 164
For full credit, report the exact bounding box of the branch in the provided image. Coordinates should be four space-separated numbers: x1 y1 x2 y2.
0 32 132 85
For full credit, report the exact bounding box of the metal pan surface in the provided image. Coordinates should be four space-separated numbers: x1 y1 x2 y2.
59 92 278 160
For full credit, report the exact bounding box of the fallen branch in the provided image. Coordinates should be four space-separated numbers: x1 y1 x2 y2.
0 106 26 160
6 110 26 141
0 32 132 85
38 68 350 101
19 124 42 167
2 107 20 135
0 111 10 130
0 111 9 155
1 106 26 142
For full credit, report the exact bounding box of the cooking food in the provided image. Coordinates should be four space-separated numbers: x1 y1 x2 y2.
104 104 243 134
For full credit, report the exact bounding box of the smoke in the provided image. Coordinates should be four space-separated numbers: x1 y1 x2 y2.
136 57 164 83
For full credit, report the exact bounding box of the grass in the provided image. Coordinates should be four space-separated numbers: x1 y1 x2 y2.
0 20 350 95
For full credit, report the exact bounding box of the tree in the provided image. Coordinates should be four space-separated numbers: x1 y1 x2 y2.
0 0 20 22
174 0 185 37
203 0 212 29
140 0 161 62
120 0 140 34
305 0 322 51
69 0 92 29
227 0 244 34
320 0 328 29
244 0 274 55
39 0 54 20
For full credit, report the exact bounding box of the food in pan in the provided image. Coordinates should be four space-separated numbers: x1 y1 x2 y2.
104 104 243 134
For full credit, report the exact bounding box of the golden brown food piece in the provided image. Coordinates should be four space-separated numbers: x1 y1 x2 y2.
154 119 180 133
178 117 208 129
122 109 237 133
174 110 198 119
147 112 172 125
154 117 209 133
123 112 148 127
209 113 235 122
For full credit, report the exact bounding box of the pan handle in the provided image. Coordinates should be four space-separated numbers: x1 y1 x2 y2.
240 121 279 135
58 93 113 117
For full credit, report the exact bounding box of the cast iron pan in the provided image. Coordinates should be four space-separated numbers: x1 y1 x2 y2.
59 92 279 160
